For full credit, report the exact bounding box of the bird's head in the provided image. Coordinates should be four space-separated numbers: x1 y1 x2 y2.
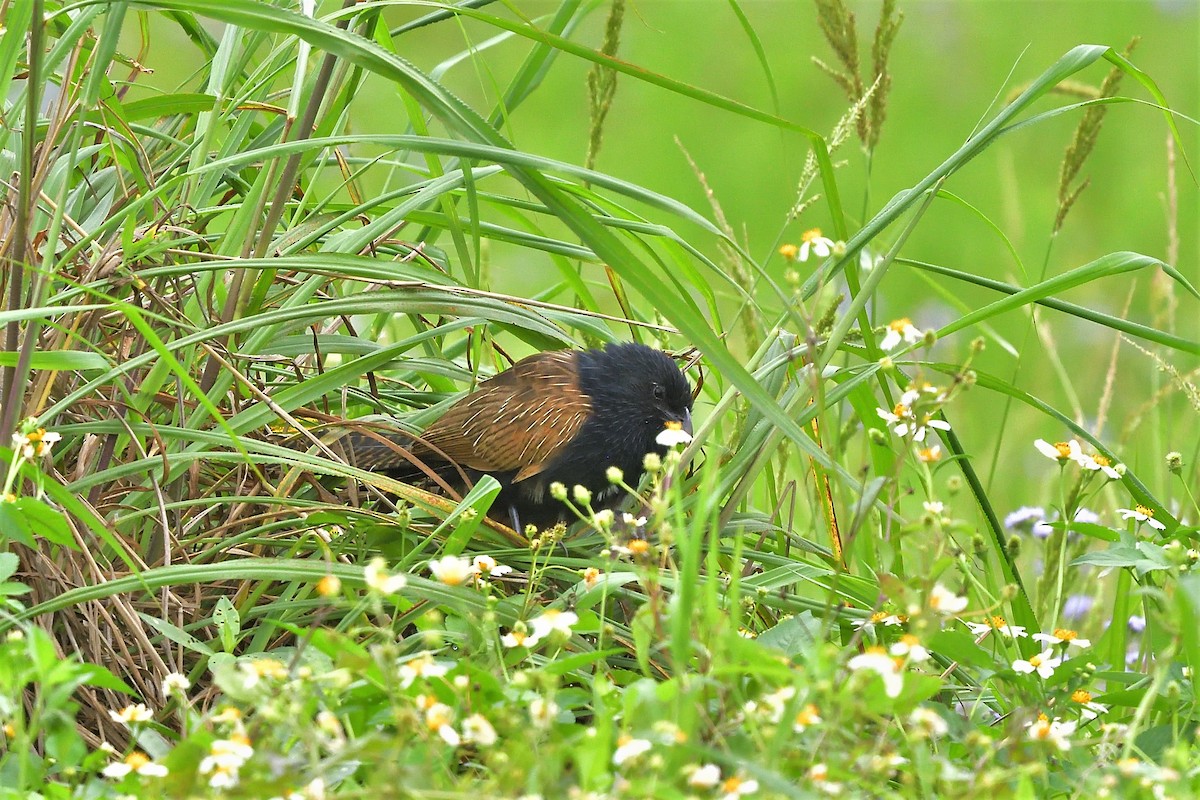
578 343 693 447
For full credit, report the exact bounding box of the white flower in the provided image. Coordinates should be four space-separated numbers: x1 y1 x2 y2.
161 672 190 695
1012 649 1062 679
889 635 930 663
876 404 949 442
1073 450 1122 480
908 707 949 738
880 318 923 351
397 652 450 688
364 557 407 594
527 609 578 643
656 422 692 448
461 713 498 747
472 555 512 578
423 702 460 746
501 628 534 648
847 647 904 698
792 703 822 732
529 697 558 729
1026 714 1075 751
719 775 760 799
108 703 153 725
860 249 882 270
199 734 254 786
928 584 968 615
1070 689 1109 721
1034 438 1081 463
612 736 653 766
427 555 473 586
1117 505 1167 531
965 617 1026 639
101 752 169 779
687 763 722 788
923 500 944 515
798 228 835 262
808 763 843 795
1032 628 1091 649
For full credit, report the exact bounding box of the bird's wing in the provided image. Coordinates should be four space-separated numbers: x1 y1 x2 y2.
417 350 592 482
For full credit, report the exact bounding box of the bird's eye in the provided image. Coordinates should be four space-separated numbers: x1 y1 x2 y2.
652 383 665 401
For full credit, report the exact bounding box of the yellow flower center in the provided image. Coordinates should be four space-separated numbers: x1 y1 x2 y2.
870 611 888 623
779 243 799 259
917 447 941 462
1071 689 1092 704
795 704 820 726
801 228 824 243
900 634 920 647
1052 442 1072 459
628 540 651 555
1135 504 1154 518
663 420 683 431
889 318 912 332
722 777 747 793
1053 628 1077 641
893 403 910 417
989 615 1008 629
125 752 151 769
1092 454 1110 466
1029 654 1043 667
865 645 888 656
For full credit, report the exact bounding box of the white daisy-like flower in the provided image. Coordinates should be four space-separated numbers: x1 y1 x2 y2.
364 557 407 595
108 703 154 725
397 651 450 688
472 555 513 578
923 500 945 515
1012 649 1062 679
161 672 191 695
1031 628 1091 649
1034 438 1082 463
656 421 692 448
1117 505 1167 531
1073 450 1122 480
427 555 474 586
798 228 835 262
889 634 930 663
928 584 968 615
461 713 498 746
876 404 949 442
847 646 904 698
528 609 579 643
198 734 254 781
101 751 169 779
792 703 822 732
529 696 559 729
908 707 949 738
501 628 533 648
423 702 460 746
687 763 722 788
719 775 761 799
612 736 653 766
880 318 923 351
965 616 1027 639
1026 714 1075 751
1070 689 1109 721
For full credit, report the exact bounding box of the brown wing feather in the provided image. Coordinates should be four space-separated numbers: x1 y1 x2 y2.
415 350 590 481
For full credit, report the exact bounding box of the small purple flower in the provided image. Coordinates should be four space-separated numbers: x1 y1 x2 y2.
1005 506 1046 532
1031 520 1054 539
1062 595 1094 620
1127 615 1146 633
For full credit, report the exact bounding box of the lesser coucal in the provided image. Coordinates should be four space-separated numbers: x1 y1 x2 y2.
334 343 693 530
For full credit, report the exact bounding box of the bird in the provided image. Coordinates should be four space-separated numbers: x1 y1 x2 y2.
331 342 694 531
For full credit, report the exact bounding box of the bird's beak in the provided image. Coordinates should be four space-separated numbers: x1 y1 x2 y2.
682 408 693 436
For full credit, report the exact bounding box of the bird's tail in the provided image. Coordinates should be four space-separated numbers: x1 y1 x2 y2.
285 423 440 481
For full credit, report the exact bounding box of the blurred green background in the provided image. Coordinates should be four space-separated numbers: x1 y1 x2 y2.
138 0 1198 513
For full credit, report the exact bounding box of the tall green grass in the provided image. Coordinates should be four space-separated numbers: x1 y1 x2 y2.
0 1 1196 797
